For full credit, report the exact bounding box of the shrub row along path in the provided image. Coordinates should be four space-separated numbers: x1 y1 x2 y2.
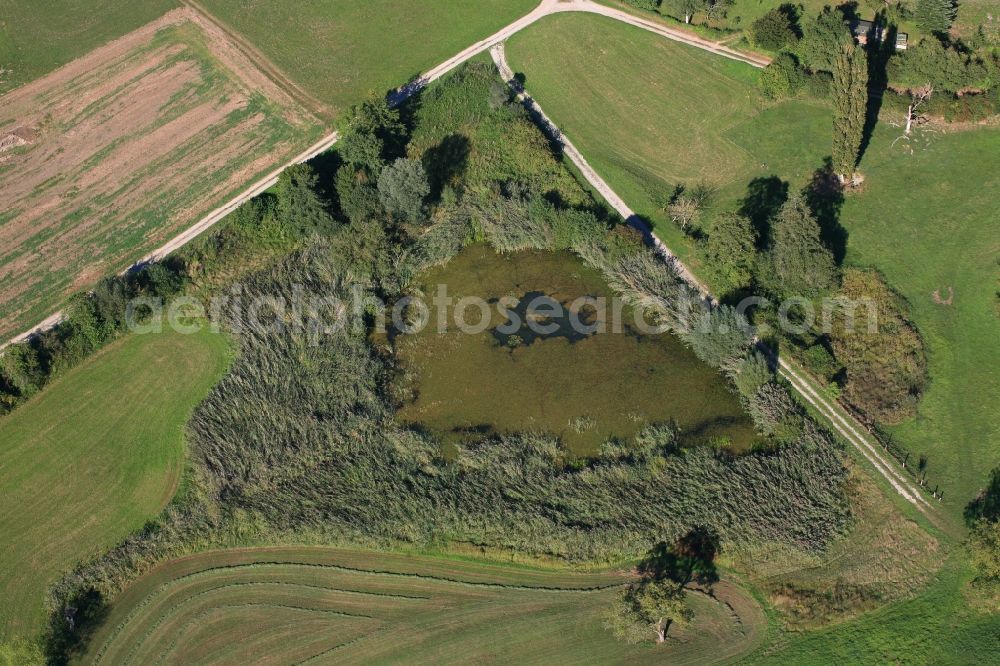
490 42 940 523
2 0 929 523
1 0 764 352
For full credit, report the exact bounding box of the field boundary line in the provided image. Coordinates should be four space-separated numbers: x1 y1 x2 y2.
2 0 764 353
180 0 332 120
490 42 936 518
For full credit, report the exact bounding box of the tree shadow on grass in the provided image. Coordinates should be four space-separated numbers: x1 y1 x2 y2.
639 525 721 588
858 20 895 168
738 176 788 248
45 587 109 666
421 133 471 201
803 157 848 264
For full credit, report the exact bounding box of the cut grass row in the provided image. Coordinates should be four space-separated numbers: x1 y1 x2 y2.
83 547 767 665
0 328 230 640
506 9 1000 523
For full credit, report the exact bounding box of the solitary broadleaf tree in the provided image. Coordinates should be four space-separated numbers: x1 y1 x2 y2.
604 578 692 644
664 0 704 24
377 158 431 223
832 43 868 181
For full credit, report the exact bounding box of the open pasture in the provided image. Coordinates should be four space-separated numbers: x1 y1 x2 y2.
507 9 1000 518
0 8 322 338
0 328 230 640
84 547 766 665
194 0 539 117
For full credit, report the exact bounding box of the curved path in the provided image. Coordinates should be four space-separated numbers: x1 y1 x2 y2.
0 0 932 524
490 42 938 520
1 0 764 353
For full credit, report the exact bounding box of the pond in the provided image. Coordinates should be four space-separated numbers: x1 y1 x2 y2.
390 245 756 457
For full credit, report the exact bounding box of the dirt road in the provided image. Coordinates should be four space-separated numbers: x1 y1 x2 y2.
2 0 768 352
490 42 937 519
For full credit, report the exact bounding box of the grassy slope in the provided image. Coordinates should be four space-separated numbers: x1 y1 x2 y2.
843 127 1000 513
507 10 1000 660
0 0 178 93
0 328 230 640
751 553 1000 664
196 0 539 116
506 12 827 264
507 6 1000 523
83 547 766 665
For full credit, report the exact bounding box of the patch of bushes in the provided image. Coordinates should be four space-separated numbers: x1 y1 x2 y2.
45 60 854 657
747 7 798 52
827 268 927 424
0 264 185 415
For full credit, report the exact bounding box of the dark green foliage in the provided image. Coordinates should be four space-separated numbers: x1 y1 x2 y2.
748 8 798 51
832 43 868 178
407 61 587 206
338 130 385 173
377 157 431 223
759 52 804 99
339 92 405 172
623 0 662 10
45 61 853 650
828 268 927 424
888 38 993 93
804 70 834 98
798 7 852 73
0 343 46 410
335 167 383 223
761 194 839 299
44 587 107 666
681 305 754 370
275 163 335 235
914 0 956 34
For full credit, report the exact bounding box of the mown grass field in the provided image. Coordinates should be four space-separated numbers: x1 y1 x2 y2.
506 12 830 265
195 0 539 117
0 328 230 640
0 0 178 93
83 547 766 665
837 126 1000 519
506 9 1000 520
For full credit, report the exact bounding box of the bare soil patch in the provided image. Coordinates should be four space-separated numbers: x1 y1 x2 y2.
0 8 322 338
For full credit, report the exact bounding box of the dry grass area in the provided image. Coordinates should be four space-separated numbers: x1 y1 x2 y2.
0 8 323 338
730 463 942 629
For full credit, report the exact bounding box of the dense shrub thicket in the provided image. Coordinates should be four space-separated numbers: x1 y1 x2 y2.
0 264 184 414
45 61 851 660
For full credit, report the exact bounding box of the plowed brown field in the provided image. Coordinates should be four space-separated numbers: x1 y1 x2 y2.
0 8 323 337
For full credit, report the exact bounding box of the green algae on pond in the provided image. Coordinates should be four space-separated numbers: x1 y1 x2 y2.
392 245 756 457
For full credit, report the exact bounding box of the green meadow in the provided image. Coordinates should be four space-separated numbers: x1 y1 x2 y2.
0 328 229 639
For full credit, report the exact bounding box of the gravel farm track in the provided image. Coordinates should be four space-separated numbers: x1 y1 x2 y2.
2 0 940 523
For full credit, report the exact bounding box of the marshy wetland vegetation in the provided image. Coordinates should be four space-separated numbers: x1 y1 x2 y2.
391 244 756 456
4 8 998 656
34 58 858 663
